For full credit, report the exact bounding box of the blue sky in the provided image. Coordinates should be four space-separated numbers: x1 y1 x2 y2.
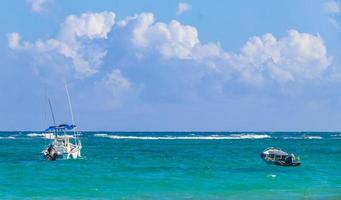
1 0 341 131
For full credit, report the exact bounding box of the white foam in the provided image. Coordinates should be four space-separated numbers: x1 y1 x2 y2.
267 174 277 178
94 133 271 140
283 136 302 139
27 133 74 139
0 136 16 140
27 133 54 139
304 136 323 139
230 134 271 139
283 135 323 139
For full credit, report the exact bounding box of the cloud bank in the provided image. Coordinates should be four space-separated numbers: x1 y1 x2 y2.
8 11 333 107
116 13 330 83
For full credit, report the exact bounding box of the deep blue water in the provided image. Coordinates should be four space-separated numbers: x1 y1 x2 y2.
0 132 340 199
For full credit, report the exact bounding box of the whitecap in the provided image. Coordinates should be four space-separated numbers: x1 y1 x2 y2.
0 136 16 140
283 136 301 139
229 133 271 139
283 136 323 139
94 133 271 140
27 133 74 139
304 136 323 139
267 174 277 178
27 133 55 139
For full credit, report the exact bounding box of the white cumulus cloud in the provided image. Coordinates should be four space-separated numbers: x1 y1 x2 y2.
230 30 331 83
8 11 334 108
118 13 227 62
126 13 199 59
116 13 331 84
7 32 21 49
8 11 116 78
60 12 116 42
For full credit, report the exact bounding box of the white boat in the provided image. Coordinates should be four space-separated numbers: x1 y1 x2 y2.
41 85 82 161
42 124 82 160
260 147 301 166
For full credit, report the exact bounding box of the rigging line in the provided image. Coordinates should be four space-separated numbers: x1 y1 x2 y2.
48 98 56 126
48 98 57 139
43 88 49 143
65 82 79 144
65 83 75 126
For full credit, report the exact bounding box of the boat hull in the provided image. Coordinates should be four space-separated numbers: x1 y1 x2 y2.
42 143 81 161
260 152 301 167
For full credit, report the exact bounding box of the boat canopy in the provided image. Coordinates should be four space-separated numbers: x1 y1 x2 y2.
45 124 76 132
264 148 289 156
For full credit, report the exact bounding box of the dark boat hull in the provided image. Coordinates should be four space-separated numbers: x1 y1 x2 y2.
273 160 301 166
43 145 59 161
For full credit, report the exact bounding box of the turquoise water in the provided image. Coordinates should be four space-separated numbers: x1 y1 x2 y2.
0 132 341 199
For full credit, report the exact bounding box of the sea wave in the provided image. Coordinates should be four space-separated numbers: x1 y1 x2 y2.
230 134 271 139
27 133 55 139
267 174 277 178
94 133 271 140
283 135 323 140
0 136 16 140
27 133 74 139
304 136 323 139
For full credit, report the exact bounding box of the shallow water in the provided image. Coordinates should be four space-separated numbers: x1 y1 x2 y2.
0 132 340 199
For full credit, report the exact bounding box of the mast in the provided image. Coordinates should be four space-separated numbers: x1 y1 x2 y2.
65 83 75 126
64 83 79 144
48 98 56 126
48 98 57 139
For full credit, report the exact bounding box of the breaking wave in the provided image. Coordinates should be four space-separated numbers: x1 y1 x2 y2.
0 136 16 140
283 135 323 140
27 133 74 139
27 133 55 139
94 133 272 140
304 136 323 139
331 134 341 137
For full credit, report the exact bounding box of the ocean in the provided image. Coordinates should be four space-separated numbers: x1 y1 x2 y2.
0 132 340 199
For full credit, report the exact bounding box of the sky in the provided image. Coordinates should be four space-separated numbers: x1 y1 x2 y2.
0 0 341 131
